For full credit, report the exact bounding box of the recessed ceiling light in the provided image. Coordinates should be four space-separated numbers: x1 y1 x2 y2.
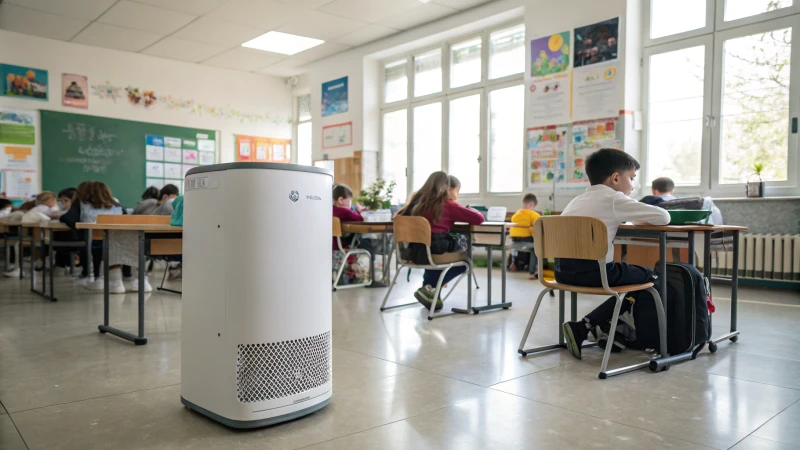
242 31 324 55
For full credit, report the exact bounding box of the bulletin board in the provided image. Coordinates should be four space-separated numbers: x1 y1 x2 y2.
235 134 292 163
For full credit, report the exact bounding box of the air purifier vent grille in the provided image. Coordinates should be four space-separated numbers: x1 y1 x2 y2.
236 331 331 403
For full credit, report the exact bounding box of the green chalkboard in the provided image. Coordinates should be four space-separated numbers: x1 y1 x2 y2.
41 111 215 207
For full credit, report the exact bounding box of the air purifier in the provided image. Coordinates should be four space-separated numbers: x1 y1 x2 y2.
181 163 333 429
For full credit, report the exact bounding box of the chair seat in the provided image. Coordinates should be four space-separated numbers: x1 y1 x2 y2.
431 252 468 264
541 278 653 295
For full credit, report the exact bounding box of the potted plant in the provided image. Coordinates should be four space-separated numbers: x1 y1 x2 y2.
746 163 765 198
357 179 396 211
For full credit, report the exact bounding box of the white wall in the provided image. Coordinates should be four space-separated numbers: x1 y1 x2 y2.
0 29 293 187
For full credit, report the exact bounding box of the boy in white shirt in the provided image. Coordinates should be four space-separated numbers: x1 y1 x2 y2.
559 149 670 359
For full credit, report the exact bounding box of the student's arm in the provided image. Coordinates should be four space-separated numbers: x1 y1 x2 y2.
59 202 81 229
510 209 524 224
447 201 485 225
340 207 364 222
613 193 670 226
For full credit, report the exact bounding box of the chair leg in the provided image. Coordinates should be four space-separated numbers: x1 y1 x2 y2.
598 294 624 378
380 267 411 311
428 267 453 320
406 267 412 282
518 288 554 355
159 262 169 290
472 271 480 289
332 251 347 290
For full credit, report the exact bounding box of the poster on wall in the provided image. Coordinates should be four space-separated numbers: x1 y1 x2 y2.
570 118 620 184
322 122 352 149
145 134 214 189
573 17 619 68
62 74 88 109
528 74 571 127
572 61 620 122
0 107 38 197
527 125 568 189
1 64 48 101
531 32 570 77
321 76 348 117
235 135 291 163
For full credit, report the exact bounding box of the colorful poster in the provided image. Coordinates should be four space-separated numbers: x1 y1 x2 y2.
0 108 38 196
62 73 88 108
198 139 215 152
572 61 620 122
574 17 619 68
527 126 568 189
321 76 348 117
0 108 35 145
1 64 48 100
531 32 570 77
165 163 182 179
4 170 36 198
273 144 285 161
237 136 252 161
528 73 571 127
182 149 198 164
570 118 620 183
255 144 267 161
199 151 214 165
165 147 182 163
322 122 352 149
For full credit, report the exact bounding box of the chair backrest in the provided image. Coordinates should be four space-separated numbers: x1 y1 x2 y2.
332 217 342 238
533 216 607 261
97 215 170 225
393 216 431 247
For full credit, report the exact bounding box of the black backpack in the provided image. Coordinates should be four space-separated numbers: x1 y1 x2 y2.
630 262 711 355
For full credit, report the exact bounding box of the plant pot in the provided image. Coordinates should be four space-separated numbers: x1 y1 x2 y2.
745 180 764 198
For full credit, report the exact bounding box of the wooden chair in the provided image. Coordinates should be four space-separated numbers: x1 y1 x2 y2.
517 216 669 379
380 216 472 320
332 217 372 290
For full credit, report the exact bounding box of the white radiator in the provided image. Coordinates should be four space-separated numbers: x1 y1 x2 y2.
711 234 800 281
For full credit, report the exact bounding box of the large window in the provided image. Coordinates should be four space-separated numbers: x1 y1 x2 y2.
644 0 799 195
380 22 526 202
296 94 312 166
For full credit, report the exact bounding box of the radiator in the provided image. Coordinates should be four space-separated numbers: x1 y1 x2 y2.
710 234 800 281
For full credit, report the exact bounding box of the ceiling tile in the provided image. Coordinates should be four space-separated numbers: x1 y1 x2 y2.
97 1 196 34
256 58 310 77
72 22 162 52
319 0 419 24
142 37 228 63
0 4 89 41
277 11 364 41
172 17 264 47
206 0 304 29
332 24 397 47
377 3 457 30
4 0 116 20
274 0 336 8
292 42 350 60
432 0 491 10
202 48 286 72
130 0 229 15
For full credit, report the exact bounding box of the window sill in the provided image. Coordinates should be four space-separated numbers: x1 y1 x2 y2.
712 196 800 202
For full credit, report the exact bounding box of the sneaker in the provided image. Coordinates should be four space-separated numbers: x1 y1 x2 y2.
528 273 538 280
130 277 153 293
414 285 443 312
562 321 589 360
3 267 20 278
84 277 126 294
167 264 182 281
85 277 105 291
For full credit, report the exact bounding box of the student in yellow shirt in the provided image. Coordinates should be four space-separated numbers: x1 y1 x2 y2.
509 193 541 279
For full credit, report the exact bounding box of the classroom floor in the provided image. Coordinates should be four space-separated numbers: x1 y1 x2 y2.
0 267 799 450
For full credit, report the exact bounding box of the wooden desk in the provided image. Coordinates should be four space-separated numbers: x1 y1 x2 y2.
615 223 748 367
23 221 76 301
77 223 183 345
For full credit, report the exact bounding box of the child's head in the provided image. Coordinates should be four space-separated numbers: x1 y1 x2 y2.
522 193 537 209
57 187 76 211
0 198 12 212
651 177 674 196
141 186 160 201
448 175 461 201
585 148 640 196
35 191 57 208
159 184 179 202
332 184 354 208
400 171 450 222
77 181 117 209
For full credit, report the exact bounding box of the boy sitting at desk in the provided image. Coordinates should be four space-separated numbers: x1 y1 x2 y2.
509 193 541 280
558 148 670 359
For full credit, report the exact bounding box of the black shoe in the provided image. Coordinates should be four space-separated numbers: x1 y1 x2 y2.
562 321 588 360
598 332 626 353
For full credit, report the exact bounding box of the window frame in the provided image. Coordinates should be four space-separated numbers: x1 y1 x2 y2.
486 79 526 194
294 93 312 165
445 88 485 195
643 0 715 47
716 0 800 31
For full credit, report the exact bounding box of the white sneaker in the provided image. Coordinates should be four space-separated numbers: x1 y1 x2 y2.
82 276 97 286
85 277 105 291
130 277 153 293
84 276 126 293
3 268 20 278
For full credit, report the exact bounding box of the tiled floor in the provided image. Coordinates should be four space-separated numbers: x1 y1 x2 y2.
1 267 799 449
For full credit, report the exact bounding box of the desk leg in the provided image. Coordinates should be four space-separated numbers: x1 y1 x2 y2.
571 292 577 322
3 231 7 272
29 231 35 290
487 247 492 304
558 290 565 345
501 231 507 305
137 231 146 342
454 232 474 315
472 231 513 314
19 226 24 280
103 230 110 327
708 230 741 349
659 232 667 317
86 230 93 282
366 233 388 288
688 231 695 265
49 229 56 301
97 230 148 345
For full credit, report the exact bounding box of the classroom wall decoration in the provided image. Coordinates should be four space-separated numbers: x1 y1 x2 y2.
570 118 620 184
573 17 619 68
235 135 292 163
531 32 570 77
571 17 621 122
62 73 88 109
1 63 48 101
127 87 157 108
0 107 38 198
321 76 349 117
527 125 568 190
528 30 571 127
322 122 353 149
145 134 214 192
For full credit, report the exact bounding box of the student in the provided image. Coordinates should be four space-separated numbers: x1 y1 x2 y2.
558 149 670 359
641 176 723 224
509 193 541 280
332 184 364 248
133 186 160 215
398 171 484 311
22 191 61 224
57 188 76 213
0 198 13 217
447 175 461 201
151 184 179 215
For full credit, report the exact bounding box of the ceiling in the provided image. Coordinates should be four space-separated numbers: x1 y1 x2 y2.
0 0 494 77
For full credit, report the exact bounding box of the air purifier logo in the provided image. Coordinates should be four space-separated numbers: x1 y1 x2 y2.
289 190 299 202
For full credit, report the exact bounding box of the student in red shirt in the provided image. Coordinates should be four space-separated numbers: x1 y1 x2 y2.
332 184 363 250
398 171 484 311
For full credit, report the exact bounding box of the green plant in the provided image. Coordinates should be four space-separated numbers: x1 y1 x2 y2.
753 163 764 177
357 179 396 210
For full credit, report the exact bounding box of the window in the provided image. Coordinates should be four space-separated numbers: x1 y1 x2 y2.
489 24 525 79
384 59 407 103
412 102 442 190
488 85 523 192
414 49 442 97
724 0 792 22
646 45 707 185
448 94 481 194
296 94 312 166
450 37 482 88
383 109 408 203
650 0 707 39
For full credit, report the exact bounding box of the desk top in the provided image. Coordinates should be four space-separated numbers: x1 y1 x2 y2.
22 220 70 230
341 221 511 232
618 224 748 232
76 223 183 233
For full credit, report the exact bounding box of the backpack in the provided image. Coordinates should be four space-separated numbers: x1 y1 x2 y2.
630 262 711 355
170 195 183 227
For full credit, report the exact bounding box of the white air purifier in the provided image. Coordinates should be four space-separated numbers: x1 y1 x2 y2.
181 163 333 429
